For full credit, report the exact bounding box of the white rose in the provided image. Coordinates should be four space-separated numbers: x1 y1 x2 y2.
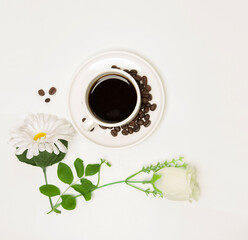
153 166 199 202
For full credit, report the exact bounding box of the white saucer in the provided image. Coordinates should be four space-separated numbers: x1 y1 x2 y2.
68 51 165 148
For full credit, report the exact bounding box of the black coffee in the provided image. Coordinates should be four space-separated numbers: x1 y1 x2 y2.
88 74 137 123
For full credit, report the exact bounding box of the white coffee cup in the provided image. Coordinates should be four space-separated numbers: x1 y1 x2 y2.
82 69 141 131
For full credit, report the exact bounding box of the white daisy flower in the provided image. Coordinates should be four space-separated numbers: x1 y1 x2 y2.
9 113 75 159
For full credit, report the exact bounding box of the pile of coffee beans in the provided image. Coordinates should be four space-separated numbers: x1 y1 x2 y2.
99 65 157 137
38 87 57 103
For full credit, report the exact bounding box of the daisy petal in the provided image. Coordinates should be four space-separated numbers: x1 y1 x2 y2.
26 148 34 159
38 143 46 152
44 143 53 153
55 140 67 153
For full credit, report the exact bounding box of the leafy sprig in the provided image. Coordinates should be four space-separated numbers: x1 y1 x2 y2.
39 157 187 214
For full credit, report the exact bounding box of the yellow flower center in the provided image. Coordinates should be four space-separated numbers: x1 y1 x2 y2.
33 132 47 141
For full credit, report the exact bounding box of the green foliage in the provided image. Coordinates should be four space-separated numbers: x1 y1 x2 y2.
57 162 74 184
74 158 84 178
80 178 97 192
39 184 60 197
151 173 162 184
16 140 68 168
61 195 76 210
142 157 186 173
85 164 100 176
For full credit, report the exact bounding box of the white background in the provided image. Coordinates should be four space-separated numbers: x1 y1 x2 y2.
0 0 248 239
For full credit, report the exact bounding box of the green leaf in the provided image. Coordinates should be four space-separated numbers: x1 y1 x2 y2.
61 195 76 210
57 162 74 184
74 158 84 178
85 164 100 176
83 192 91 201
39 184 60 197
151 173 162 184
80 178 97 192
16 140 68 168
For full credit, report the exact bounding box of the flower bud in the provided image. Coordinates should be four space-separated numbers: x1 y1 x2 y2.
153 166 199 202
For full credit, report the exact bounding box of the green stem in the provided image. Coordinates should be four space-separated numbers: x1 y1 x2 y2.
96 164 102 187
126 182 148 193
126 170 143 181
42 168 54 210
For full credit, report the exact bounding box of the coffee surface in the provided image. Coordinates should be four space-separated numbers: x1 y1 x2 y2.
89 75 137 123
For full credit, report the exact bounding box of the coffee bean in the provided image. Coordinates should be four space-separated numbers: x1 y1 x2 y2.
150 104 157 111
38 89 45 96
148 94 153 101
123 69 130 73
142 76 147 85
144 107 150 113
137 119 144 125
128 127 133 134
142 98 148 104
139 112 145 118
111 65 119 69
141 90 149 95
121 124 129 129
134 75 142 81
45 98 50 103
146 85 152 91
146 103 151 107
141 104 146 109
133 115 139 121
130 69 137 75
144 114 150 120
129 121 136 127
111 129 118 137
49 87 56 95
114 127 121 132
82 118 86 122
140 84 145 89
133 125 140 132
122 129 129 135
141 93 150 98
90 127 95 132
144 120 151 127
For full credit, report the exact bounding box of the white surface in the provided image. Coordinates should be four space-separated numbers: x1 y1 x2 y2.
68 51 165 148
0 0 248 240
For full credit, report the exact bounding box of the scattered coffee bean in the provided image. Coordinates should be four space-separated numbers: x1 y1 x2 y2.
142 90 149 95
130 69 137 75
134 75 142 81
148 94 153 101
122 129 129 135
123 69 130 73
139 112 145 118
150 103 157 111
146 85 152 91
144 114 150 120
82 118 86 122
111 65 120 69
133 125 140 132
141 93 150 98
133 115 139 121
140 84 145 89
49 87 57 95
144 107 150 113
121 124 129 129
114 127 121 132
129 121 136 127
90 127 95 132
111 129 118 137
142 76 147 85
141 98 148 104
128 127 133 134
45 98 50 103
38 89 45 96
137 119 144 125
144 120 151 127
146 103 151 107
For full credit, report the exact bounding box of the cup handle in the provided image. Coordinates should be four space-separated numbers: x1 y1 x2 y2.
82 118 97 131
